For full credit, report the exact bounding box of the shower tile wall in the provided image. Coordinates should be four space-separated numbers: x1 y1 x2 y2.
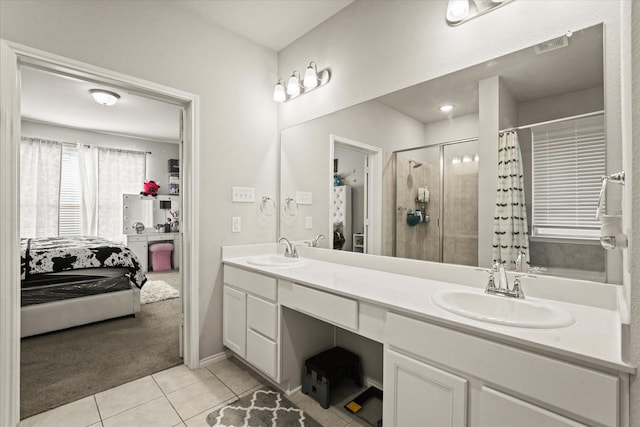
443 160 478 266
395 153 440 262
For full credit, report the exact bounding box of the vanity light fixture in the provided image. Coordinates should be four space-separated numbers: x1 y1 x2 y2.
273 62 332 102
462 154 473 163
287 71 302 97
439 104 455 112
89 89 120 106
474 153 480 161
451 156 461 164
446 0 514 26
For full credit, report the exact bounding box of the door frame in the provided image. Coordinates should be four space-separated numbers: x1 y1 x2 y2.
0 40 201 427
329 134 382 255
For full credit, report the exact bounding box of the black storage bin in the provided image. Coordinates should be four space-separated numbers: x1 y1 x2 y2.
301 347 363 409
168 159 179 174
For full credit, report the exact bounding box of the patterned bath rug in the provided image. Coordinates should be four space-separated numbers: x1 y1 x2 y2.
206 387 322 427
140 280 179 304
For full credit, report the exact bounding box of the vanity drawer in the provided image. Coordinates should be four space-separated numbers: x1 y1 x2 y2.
224 266 277 301
288 283 358 331
148 234 174 242
247 295 278 341
126 235 147 242
386 312 619 427
246 329 278 379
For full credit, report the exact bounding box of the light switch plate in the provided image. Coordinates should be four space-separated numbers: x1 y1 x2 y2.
305 216 313 230
296 191 312 205
232 187 255 203
232 217 241 232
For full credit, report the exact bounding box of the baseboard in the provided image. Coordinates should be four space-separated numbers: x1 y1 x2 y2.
364 376 383 391
199 350 229 367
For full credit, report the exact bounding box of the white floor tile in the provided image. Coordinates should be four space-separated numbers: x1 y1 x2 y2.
166 376 235 420
152 364 213 394
102 397 181 427
205 357 264 395
182 397 237 427
95 376 163 419
20 396 100 427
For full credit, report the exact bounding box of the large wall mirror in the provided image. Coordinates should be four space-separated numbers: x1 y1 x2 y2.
280 24 620 283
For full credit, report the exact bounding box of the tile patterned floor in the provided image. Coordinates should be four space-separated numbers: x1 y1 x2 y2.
20 357 371 427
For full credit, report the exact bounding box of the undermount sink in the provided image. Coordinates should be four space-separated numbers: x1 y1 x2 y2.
246 254 306 267
431 290 575 329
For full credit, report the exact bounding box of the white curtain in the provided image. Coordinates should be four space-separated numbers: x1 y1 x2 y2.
20 137 62 238
97 148 146 243
77 144 99 236
492 132 530 269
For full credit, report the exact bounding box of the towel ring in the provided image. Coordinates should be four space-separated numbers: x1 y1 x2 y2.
259 196 276 216
283 197 298 216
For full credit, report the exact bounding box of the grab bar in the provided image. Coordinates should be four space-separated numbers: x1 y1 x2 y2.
595 171 625 221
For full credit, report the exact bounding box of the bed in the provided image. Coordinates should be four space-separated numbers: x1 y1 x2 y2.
20 236 147 337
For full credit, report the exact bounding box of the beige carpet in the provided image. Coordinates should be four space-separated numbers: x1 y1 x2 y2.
20 271 182 419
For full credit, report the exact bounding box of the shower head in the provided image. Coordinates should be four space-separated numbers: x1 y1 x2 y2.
409 159 423 168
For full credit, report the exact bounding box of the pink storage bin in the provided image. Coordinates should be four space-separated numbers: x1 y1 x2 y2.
149 242 174 272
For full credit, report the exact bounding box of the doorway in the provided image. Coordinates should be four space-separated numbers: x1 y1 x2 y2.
330 135 382 255
0 40 200 426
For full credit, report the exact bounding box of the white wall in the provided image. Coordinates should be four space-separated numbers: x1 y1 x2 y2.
1 0 279 359
423 113 479 145
21 121 180 195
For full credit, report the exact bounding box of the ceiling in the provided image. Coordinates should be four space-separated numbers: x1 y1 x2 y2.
376 25 603 124
20 1 353 142
181 0 354 52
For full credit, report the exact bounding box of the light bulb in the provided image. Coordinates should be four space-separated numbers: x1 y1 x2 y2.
273 80 286 102
303 62 319 89
446 0 469 23
451 156 461 164
287 72 301 96
462 154 472 163
474 154 479 162
89 89 120 106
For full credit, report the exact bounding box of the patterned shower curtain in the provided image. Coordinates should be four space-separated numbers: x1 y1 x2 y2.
492 131 530 270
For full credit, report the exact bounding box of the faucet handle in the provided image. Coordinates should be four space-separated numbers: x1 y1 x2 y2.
475 268 496 292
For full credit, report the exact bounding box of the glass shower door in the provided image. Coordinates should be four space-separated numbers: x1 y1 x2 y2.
394 147 440 262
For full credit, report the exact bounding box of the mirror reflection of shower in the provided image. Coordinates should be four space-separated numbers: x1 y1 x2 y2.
394 138 479 266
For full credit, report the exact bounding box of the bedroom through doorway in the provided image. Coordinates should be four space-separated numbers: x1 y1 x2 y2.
18 64 186 419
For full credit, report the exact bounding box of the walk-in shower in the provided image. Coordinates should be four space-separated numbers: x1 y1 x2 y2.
394 138 479 266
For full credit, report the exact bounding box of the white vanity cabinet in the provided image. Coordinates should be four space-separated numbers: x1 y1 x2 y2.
384 312 621 427
222 266 279 381
125 235 148 273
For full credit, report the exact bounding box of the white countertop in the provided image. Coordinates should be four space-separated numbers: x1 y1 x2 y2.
223 254 634 374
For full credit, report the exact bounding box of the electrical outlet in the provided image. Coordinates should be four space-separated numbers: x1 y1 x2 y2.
305 216 313 230
232 217 241 232
232 187 255 203
296 191 313 205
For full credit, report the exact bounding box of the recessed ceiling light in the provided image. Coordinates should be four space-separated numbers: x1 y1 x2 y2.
89 89 120 106
439 104 454 113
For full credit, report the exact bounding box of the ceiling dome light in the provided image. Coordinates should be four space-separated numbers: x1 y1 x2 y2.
273 80 287 102
89 89 120 106
446 0 469 23
287 72 301 97
439 104 454 112
303 62 319 89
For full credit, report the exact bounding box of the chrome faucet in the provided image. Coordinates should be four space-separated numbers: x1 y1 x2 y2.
312 234 326 248
483 262 526 299
278 237 298 258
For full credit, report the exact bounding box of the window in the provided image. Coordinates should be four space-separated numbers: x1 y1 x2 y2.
531 114 605 240
59 146 83 236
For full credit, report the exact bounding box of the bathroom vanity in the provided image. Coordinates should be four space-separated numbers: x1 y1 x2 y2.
222 245 632 427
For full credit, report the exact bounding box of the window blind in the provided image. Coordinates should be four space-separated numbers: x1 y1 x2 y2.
59 146 83 236
531 114 605 239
